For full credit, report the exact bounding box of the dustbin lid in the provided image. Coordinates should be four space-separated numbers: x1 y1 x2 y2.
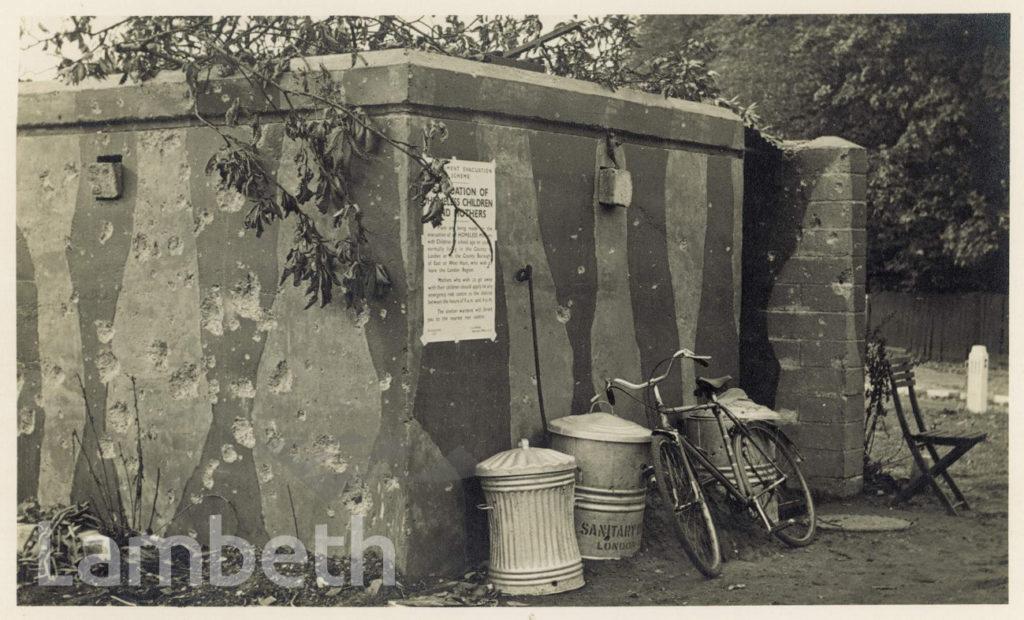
547 413 652 444
475 439 577 477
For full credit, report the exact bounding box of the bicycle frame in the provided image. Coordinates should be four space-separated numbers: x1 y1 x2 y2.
597 348 797 533
651 385 789 532
600 348 816 575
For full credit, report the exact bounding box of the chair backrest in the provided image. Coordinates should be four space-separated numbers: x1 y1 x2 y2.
887 357 929 436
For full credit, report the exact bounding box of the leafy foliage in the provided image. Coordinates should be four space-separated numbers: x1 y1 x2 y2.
205 138 286 238
863 324 893 463
28 15 730 309
638 15 1010 293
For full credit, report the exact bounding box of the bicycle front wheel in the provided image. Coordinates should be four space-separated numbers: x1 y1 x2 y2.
650 434 722 578
732 426 816 547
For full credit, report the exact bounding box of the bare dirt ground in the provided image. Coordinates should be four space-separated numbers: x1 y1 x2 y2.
503 360 1009 607
17 361 1010 608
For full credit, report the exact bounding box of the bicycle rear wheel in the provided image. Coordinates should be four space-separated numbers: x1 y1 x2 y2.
732 426 816 546
650 434 722 578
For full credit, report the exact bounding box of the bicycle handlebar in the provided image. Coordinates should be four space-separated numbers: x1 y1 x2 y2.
590 349 711 405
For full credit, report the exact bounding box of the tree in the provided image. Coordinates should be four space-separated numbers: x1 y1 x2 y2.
24 15 727 309
640 15 1010 293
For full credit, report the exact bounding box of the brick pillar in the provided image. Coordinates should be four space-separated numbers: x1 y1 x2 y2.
765 137 866 497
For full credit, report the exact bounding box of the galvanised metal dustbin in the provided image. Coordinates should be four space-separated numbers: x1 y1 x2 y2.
685 388 781 518
547 413 651 560
475 439 585 595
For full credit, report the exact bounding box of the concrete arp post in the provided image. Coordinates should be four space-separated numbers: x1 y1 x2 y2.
767 137 868 497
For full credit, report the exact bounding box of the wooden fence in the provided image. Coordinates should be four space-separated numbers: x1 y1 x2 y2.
867 292 1009 363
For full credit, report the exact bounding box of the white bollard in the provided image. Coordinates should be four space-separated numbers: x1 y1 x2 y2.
966 345 989 413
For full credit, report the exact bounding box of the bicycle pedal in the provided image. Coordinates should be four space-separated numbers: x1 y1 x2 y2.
768 519 797 534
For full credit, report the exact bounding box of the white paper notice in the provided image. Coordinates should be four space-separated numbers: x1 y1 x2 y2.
422 159 497 345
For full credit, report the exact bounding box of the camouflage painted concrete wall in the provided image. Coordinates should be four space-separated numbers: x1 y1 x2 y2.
16 50 744 577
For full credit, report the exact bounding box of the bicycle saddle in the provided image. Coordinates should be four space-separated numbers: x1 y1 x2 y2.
696 375 732 392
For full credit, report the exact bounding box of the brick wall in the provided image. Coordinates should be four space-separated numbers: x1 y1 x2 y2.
742 134 866 496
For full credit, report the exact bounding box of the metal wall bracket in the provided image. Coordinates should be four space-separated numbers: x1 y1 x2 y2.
87 157 123 200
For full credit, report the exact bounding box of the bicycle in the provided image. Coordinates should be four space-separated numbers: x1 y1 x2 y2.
592 348 816 578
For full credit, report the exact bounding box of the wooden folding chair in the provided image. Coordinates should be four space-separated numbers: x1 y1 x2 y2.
887 358 987 515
